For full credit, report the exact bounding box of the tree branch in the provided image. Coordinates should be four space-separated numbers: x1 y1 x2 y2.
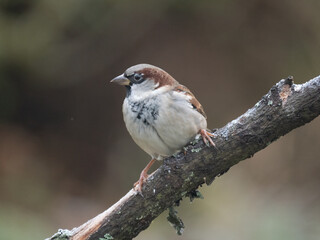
47 75 320 240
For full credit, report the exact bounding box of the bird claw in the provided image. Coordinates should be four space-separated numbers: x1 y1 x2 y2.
133 158 156 195
133 173 149 193
200 129 216 148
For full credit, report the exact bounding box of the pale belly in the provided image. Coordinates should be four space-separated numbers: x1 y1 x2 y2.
122 95 207 159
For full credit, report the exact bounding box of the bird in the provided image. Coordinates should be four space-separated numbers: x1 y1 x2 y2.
111 64 215 192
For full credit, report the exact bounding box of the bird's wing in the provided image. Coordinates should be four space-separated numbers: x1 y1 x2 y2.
173 84 207 119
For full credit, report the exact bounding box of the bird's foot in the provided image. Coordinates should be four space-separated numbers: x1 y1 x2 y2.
133 172 149 193
200 129 216 148
133 158 156 194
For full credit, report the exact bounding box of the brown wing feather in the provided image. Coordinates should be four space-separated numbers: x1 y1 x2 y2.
174 84 207 119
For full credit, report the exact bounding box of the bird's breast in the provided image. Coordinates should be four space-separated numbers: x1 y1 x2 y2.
122 96 172 158
122 92 207 159
125 97 159 126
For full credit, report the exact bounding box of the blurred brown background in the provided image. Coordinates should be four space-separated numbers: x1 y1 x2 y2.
1 0 320 239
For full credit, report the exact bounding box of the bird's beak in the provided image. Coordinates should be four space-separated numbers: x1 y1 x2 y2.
110 74 130 86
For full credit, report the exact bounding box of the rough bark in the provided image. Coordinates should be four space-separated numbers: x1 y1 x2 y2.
47 75 320 240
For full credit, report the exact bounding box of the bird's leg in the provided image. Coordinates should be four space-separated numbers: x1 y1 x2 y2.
134 158 156 192
200 129 216 147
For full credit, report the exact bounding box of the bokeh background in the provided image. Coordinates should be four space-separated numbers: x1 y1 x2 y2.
1 0 320 239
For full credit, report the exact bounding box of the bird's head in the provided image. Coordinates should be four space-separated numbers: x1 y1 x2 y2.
111 64 177 98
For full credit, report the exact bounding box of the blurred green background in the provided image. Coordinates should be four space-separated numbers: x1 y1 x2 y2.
1 0 320 239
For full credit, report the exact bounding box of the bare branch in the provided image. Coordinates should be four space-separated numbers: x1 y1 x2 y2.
47 75 320 240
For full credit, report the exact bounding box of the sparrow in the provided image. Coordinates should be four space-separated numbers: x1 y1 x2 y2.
111 64 215 192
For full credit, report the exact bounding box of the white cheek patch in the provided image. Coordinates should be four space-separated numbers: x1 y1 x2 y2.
130 81 155 100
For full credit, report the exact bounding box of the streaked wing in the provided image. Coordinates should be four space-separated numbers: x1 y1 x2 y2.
174 84 207 119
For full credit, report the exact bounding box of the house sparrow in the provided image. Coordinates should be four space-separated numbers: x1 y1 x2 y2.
111 64 215 192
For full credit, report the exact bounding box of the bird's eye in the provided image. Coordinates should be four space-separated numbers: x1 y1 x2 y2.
131 73 144 83
134 73 142 81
